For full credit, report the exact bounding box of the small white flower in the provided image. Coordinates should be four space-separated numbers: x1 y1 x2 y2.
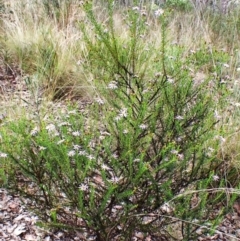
73 145 82 150
52 131 60 137
139 124 148 130
30 127 39 136
119 108 128 118
95 98 105 105
155 72 162 77
213 175 220 181
142 89 149 94
68 110 77 115
57 139 65 145
223 63 229 68
140 9 147 16
79 183 88 191
168 78 174 84
132 6 140 11
58 122 71 127
39 146 46 151
219 136 226 143
46 124 56 132
133 158 140 162
0 152 7 158
79 150 87 156
112 153 118 159
123 129 129 134
114 116 121 122
101 163 111 170
175 115 184 120
177 154 184 160
171 150 178 155
154 8 164 17
88 140 95 148
208 147 214 153
214 110 221 120
68 150 76 157
110 176 120 184
160 203 172 213
72 131 81 137
87 154 95 160
100 131 110 136
234 103 240 107
176 137 183 142
108 81 118 89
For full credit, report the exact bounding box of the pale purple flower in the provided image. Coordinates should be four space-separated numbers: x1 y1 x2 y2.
68 110 77 115
171 150 178 155
30 127 39 136
139 124 148 130
110 176 120 184
168 78 174 84
0 152 7 158
100 131 110 136
87 154 95 160
73 145 81 150
123 129 129 134
223 63 229 68
208 147 214 153
112 153 118 159
52 131 60 137
79 150 87 156
213 175 220 181
101 163 111 170
58 122 71 127
234 103 240 107
175 115 184 120
57 139 65 145
142 89 149 94
133 158 140 163
72 131 81 137
214 110 221 120
79 183 88 191
108 81 118 89
160 203 173 213
119 108 128 118
95 98 105 105
154 8 164 17
132 6 140 11
68 150 76 157
177 154 184 160
46 124 56 132
114 116 121 122
39 146 46 151
219 136 226 143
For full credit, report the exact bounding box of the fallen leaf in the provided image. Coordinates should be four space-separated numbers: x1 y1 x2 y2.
24 234 36 241
13 224 26 236
14 214 27 222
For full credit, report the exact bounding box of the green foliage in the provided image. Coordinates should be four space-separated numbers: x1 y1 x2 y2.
164 0 192 11
0 1 237 240
187 46 230 75
205 6 240 46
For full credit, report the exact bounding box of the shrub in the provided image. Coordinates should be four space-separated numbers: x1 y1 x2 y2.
0 1 237 240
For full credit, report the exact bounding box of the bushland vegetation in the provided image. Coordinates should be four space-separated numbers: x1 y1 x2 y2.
0 0 240 240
